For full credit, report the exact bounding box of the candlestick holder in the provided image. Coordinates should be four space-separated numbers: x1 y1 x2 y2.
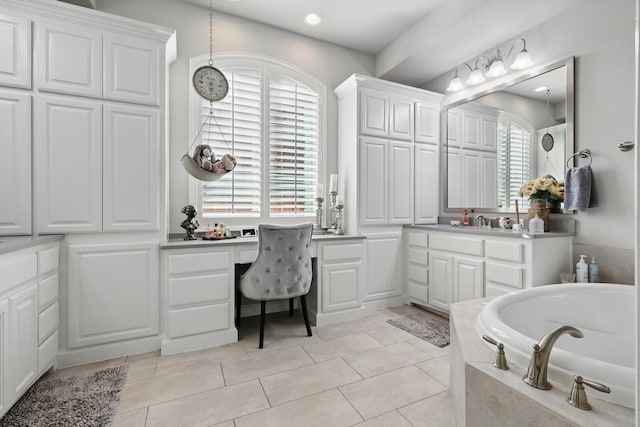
313 197 327 234
334 204 344 235
328 191 338 233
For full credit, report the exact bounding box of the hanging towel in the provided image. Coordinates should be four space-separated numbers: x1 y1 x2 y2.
564 165 598 212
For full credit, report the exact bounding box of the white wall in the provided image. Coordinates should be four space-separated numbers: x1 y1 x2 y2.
425 0 635 251
95 0 375 233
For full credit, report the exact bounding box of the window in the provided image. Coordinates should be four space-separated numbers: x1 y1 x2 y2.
190 54 326 225
497 115 532 208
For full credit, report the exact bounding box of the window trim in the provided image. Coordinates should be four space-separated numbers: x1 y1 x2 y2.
187 52 327 228
497 113 534 209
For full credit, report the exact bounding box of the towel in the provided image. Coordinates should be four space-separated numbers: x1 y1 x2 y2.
564 165 598 212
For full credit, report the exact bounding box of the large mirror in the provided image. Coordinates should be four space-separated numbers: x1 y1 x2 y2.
442 57 574 213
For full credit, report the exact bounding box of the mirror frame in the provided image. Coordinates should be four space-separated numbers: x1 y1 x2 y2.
440 56 575 214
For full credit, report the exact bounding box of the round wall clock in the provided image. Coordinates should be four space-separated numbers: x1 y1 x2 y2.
193 65 229 101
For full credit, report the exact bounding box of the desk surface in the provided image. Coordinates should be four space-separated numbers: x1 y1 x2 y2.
161 233 365 250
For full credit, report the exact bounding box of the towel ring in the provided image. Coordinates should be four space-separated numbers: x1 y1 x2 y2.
566 149 592 168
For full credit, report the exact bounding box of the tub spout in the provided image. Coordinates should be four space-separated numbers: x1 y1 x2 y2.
523 325 584 390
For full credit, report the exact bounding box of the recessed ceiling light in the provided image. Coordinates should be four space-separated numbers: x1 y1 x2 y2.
304 13 321 26
534 86 548 92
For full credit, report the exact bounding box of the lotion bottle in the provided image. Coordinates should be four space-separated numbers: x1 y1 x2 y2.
528 215 544 233
576 255 589 283
462 209 469 226
588 256 600 283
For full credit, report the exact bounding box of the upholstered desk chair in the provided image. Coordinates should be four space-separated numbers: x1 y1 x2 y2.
238 223 314 348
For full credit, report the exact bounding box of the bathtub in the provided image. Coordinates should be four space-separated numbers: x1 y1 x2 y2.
476 283 635 409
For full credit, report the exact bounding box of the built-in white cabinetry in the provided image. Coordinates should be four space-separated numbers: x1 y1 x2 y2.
0 240 60 419
405 229 429 306
0 13 31 89
414 144 438 224
359 137 388 225
0 90 31 235
389 141 414 224
360 88 414 141
365 233 403 303
452 256 484 303
414 102 439 144
389 96 414 141
428 252 452 312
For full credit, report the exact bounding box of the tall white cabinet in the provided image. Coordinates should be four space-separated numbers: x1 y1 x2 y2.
335 74 442 310
0 0 176 368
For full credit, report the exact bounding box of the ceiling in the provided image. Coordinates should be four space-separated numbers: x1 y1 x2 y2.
186 1 584 87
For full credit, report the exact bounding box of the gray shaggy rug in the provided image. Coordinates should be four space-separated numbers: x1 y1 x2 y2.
388 312 450 347
0 365 128 427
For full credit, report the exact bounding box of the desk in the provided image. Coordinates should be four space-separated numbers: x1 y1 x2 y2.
160 234 367 355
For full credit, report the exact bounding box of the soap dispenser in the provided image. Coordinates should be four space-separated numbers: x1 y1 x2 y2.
462 209 469 226
576 255 589 283
589 256 600 283
528 215 544 233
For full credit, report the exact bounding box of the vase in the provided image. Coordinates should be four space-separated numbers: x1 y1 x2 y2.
527 199 550 232
547 199 563 214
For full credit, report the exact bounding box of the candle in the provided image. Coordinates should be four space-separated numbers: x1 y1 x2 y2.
316 184 324 198
329 174 338 193
336 195 343 206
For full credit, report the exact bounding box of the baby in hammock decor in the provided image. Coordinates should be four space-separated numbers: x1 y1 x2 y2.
193 144 236 174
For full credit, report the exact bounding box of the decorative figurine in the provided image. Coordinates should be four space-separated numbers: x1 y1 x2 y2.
180 204 199 240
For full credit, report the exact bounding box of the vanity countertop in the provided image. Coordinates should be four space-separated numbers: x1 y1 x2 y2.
0 235 64 255
161 233 366 249
406 224 575 239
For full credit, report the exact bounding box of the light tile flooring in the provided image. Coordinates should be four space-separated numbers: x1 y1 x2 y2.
48 305 455 427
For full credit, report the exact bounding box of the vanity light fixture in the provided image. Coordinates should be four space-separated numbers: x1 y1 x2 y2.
446 38 535 92
304 13 322 25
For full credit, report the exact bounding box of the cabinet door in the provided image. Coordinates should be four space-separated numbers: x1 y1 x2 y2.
461 110 481 150
447 110 461 147
389 96 413 141
359 138 387 225
0 299 8 417
388 141 413 224
429 252 452 312
461 150 481 207
0 14 31 89
481 152 498 208
67 241 159 349
103 104 160 231
321 261 363 313
360 89 388 137
414 144 438 224
34 96 102 233
103 33 161 106
9 284 37 401
365 234 402 301
453 257 484 303
415 102 438 144
481 114 498 151
35 20 102 98
447 147 461 208
0 91 31 235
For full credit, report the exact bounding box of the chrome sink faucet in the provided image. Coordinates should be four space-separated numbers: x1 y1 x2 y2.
475 215 490 228
523 325 584 390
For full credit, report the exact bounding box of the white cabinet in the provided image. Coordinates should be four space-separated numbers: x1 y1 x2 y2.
0 13 31 89
461 150 482 207
414 144 438 224
35 19 102 98
317 241 365 314
461 109 481 150
360 89 388 137
405 229 429 305
454 149 497 209
66 240 159 349
34 95 102 233
481 152 497 208
447 110 461 147
415 101 438 144
481 114 498 151
365 234 402 302
103 33 161 106
9 284 37 400
359 138 388 225
389 141 413 224
0 90 31 235
447 147 462 208
0 300 7 416
103 104 160 231
428 252 452 313
453 256 484 302
389 96 414 141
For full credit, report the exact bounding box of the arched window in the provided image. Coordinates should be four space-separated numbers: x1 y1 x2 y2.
498 114 533 208
189 53 326 225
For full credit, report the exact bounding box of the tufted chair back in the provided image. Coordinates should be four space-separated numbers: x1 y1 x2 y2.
240 223 313 301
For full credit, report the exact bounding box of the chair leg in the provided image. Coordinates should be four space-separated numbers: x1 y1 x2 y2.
300 295 312 337
259 301 266 349
235 288 241 327
289 298 294 316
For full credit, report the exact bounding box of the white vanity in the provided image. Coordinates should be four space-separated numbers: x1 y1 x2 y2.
404 225 573 315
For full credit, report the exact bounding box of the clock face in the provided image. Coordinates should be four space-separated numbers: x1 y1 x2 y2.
193 66 229 101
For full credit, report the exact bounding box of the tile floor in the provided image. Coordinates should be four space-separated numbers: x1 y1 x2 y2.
48 304 455 427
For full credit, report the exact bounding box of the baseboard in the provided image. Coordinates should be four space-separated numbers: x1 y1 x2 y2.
313 305 367 327
57 335 162 368
161 328 238 356
363 295 407 312
240 300 292 317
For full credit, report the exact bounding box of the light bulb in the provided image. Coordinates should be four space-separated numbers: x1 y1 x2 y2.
446 76 464 92
466 68 485 85
486 60 506 77
511 49 534 70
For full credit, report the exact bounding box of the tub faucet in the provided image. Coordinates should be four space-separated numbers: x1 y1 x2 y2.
523 325 584 390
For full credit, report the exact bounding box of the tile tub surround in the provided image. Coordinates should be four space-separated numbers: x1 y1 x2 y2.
450 299 634 427
40 305 455 427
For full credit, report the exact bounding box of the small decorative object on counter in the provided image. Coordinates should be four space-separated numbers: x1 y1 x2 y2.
576 255 589 283
462 209 469 226
180 205 199 240
527 199 550 232
528 214 544 233
498 217 512 229
334 197 344 235
588 256 600 283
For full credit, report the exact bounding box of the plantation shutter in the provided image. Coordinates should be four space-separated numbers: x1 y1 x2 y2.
201 68 262 216
498 117 532 209
268 76 319 215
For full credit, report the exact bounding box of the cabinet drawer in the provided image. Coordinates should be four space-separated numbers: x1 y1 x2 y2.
407 231 428 248
38 331 58 373
167 303 229 338
407 247 428 266
407 282 428 303
236 248 258 264
486 240 524 263
486 262 523 289
0 252 37 294
38 302 58 344
407 264 428 284
168 251 230 275
322 243 364 262
38 246 59 275
168 273 230 307
38 273 58 310
430 234 484 256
